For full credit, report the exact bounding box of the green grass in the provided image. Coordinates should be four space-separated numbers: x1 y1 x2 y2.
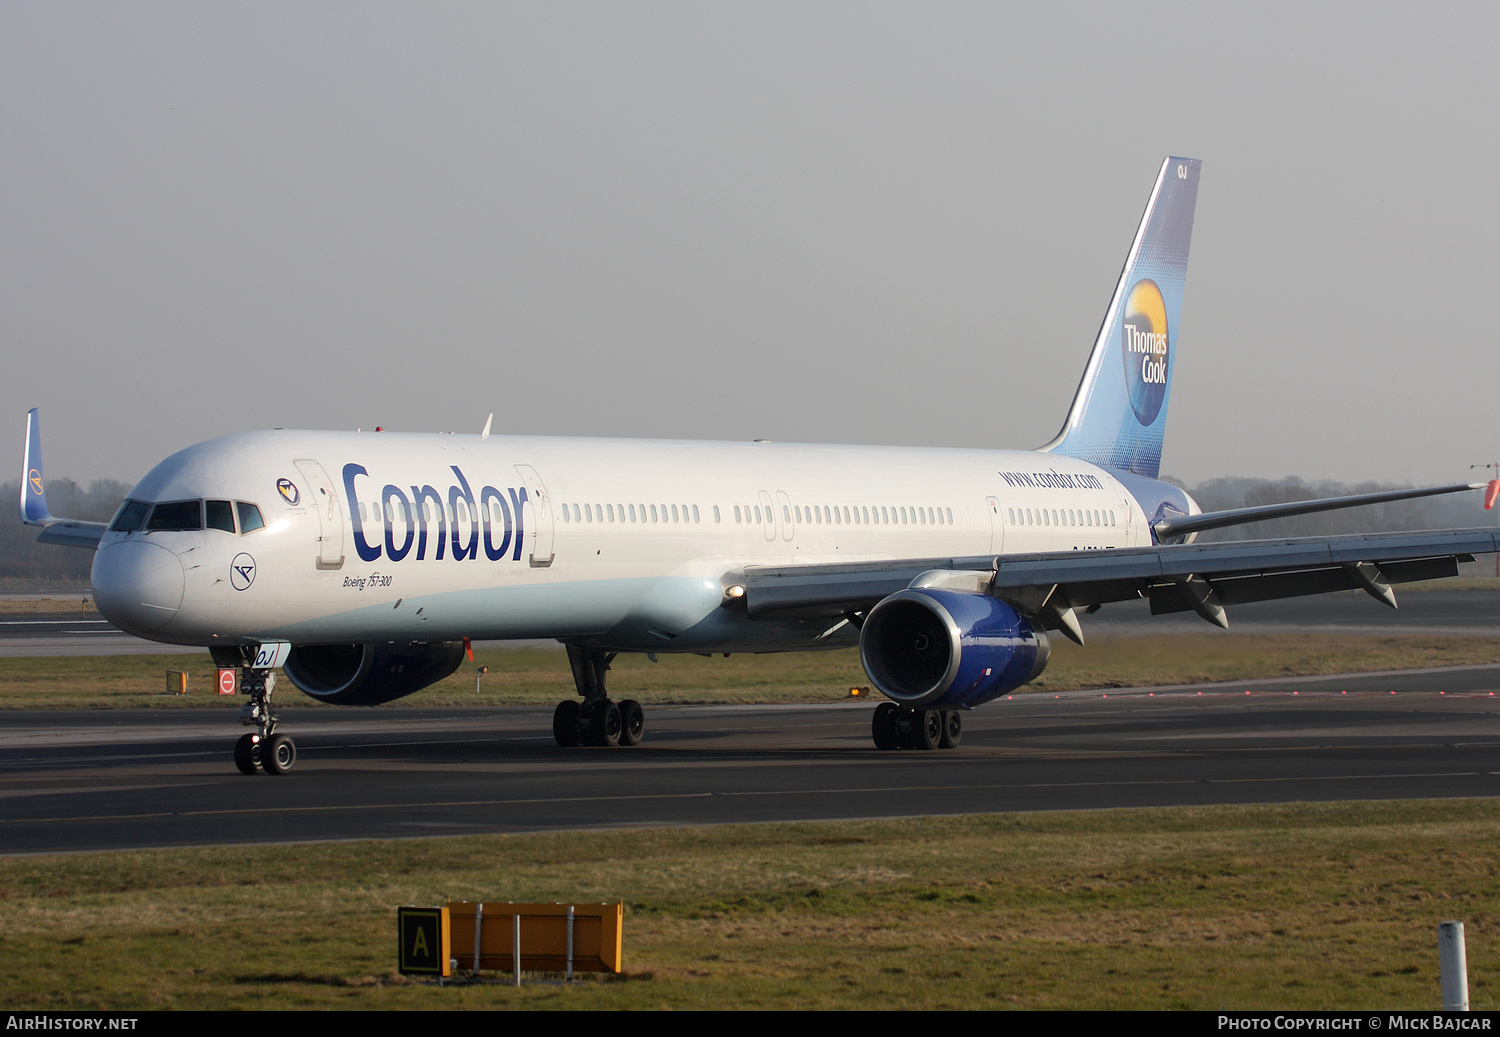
2 801 1497 1009
3 634 1499 709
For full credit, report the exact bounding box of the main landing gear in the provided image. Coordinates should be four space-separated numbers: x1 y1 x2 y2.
234 669 297 775
553 646 646 748
871 701 963 750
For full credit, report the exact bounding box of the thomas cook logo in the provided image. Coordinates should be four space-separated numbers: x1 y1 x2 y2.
27 469 42 496
1121 278 1169 425
277 478 300 506
230 553 256 591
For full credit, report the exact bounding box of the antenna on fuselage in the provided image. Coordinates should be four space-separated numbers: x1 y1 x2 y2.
480 413 493 440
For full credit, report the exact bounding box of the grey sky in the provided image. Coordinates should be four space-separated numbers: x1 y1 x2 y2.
2 3 1496 489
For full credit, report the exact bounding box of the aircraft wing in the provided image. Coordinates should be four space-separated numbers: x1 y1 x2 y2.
738 527 1500 638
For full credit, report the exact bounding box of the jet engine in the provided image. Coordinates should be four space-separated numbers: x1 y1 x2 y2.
858 589 1050 709
281 641 467 706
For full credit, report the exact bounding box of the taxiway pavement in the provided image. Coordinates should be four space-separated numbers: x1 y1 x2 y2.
3 673 1499 855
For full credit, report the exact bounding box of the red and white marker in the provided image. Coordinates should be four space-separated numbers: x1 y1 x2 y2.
217 668 237 696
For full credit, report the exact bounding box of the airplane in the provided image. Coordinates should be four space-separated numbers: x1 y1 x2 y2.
18 157 1500 776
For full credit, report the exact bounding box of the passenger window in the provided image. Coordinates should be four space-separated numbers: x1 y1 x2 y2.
236 502 265 533
693 505 700 523
734 505 741 523
146 500 202 531
206 500 235 533
713 505 720 523
109 499 150 532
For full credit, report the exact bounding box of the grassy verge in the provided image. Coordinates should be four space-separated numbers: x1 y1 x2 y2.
2 634 1499 709
1 800 1495 1010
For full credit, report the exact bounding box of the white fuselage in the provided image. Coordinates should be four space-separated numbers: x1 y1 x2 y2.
91 430 1153 654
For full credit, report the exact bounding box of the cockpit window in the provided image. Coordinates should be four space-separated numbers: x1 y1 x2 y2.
206 500 235 533
146 500 203 531
108 499 150 532
237 501 265 533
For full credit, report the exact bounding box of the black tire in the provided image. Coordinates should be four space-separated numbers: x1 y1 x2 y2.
553 700 582 747
618 699 645 746
234 733 261 775
914 709 942 750
262 733 296 775
872 702 899 750
594 700 623 748
940 710 963 749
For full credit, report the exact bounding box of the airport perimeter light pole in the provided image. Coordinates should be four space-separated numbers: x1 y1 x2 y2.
1470 463 1500 577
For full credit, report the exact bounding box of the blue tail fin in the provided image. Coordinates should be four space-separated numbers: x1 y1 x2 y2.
20 408 55 525
1042 157 1201 478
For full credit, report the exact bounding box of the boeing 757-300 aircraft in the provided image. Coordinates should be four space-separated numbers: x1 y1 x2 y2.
20 157 1500 774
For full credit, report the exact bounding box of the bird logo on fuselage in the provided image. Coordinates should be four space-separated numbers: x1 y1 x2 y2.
277 479 300 506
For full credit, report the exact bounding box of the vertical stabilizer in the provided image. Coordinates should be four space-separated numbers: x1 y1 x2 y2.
1042 157 1200 478
20 408 55 525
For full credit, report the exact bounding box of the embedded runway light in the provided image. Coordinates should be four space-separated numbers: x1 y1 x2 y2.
847 686 868 699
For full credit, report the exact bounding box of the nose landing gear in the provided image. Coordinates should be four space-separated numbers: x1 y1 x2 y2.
229 664 296 775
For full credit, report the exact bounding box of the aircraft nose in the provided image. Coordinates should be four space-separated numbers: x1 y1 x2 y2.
92 541 185 634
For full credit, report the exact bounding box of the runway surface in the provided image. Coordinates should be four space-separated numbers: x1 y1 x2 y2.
4 668 1500 855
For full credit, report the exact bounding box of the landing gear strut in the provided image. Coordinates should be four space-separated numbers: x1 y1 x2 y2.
553 646 646 748
871 702 963 750
233 668 296 775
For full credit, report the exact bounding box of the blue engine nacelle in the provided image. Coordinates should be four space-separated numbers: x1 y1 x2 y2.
281 641 467 705
858 589 1050 709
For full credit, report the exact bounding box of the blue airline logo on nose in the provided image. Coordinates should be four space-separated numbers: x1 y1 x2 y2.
230 553 256 591
342 463 528 564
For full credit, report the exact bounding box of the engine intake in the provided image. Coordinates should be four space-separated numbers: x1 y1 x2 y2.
859 589 1049 709
281 641 467 706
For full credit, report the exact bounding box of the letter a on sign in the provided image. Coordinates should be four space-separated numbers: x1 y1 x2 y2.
397 907 450 977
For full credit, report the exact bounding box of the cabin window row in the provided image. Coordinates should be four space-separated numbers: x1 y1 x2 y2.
558 502 715 525
734 504 957 527
1008 507 1116 529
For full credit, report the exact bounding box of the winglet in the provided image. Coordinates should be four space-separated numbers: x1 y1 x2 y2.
20 408 56 527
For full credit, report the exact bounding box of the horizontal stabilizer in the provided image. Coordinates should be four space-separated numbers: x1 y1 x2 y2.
1152 482 1483 540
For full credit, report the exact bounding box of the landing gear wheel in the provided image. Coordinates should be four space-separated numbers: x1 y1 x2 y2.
940 710 963 749
591 700 623 748
913 709 942 750
872 702 899 750
261 733 296 775
553 700 582 747
617 699 645 747
234 733 261 775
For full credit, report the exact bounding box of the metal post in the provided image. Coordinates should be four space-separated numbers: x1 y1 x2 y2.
513 913 522 987
1439 920 1470 1011
473 902 483 975
566 905 575 982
